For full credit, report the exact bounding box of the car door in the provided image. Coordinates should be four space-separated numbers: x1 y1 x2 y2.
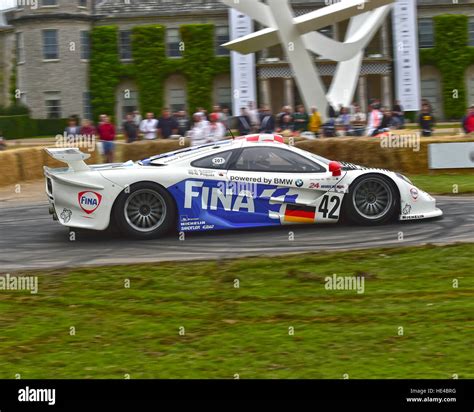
174 149 237 231
226 145 346 225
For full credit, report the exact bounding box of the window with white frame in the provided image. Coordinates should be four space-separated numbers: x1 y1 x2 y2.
80 31 90 60
170 88 186 112
469 18 474 47
419 19 434 48
216 26 230 56
83 92 93 121
16 32 25 64
121 89 138 119
45 93 62 119
119 30 132 60
167 28 182 58
217 86 231 109
42 29 59 60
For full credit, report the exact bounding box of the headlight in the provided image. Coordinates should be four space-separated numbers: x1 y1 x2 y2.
396 173 412 185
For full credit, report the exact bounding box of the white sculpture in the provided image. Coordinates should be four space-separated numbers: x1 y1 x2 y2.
221 0 394 121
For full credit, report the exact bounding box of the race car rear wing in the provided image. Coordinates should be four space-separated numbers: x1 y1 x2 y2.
45 148 91 172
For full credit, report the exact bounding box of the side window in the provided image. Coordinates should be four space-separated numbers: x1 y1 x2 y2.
232 147 324 173
191 150 234 170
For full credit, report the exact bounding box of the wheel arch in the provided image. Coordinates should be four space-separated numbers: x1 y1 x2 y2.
342 172 401 222
109 180 178 229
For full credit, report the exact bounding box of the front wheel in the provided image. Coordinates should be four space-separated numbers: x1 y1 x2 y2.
343 175 399 225
114 182 176 239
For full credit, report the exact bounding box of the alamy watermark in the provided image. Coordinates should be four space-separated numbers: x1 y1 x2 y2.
0 273 38 294
380 132 420 152
18 386 55 406
325 273 365 294
55 132 96 153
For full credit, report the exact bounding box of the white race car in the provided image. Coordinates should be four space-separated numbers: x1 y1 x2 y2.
44 134 442 239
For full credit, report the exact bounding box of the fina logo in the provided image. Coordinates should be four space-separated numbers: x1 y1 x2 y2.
78 191 103 214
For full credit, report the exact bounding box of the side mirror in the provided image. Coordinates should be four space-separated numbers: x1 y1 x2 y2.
328 161 342 177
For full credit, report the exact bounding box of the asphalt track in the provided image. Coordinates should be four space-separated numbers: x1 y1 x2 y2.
0 196 472 271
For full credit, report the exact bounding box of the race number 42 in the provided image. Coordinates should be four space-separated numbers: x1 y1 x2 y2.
318 194 341 219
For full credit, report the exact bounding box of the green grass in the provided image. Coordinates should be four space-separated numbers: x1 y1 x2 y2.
0 244 472 379
409 174 474 195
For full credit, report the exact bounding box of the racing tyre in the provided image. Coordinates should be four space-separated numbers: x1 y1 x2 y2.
343 174 399 225
114 182 176 239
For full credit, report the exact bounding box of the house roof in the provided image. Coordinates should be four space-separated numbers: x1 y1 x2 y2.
95 0 228 18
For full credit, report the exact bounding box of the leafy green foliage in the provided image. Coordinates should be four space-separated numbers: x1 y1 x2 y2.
181 24 230 113
89 26 121 121
131 25 168 115
89 24 230 120
420 15 474 119
0 115 67 139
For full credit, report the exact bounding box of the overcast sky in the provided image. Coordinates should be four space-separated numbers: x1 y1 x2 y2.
0 0 17 10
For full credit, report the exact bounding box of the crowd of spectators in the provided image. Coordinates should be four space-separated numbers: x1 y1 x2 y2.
234 99 407 138
54 98 474 163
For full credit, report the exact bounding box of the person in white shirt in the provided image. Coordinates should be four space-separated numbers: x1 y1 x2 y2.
190 113 210 146
248 101 260 132
139 112 159 140
207 113 226 143
133 110 142 127
367 104 383 137
350 104 367 136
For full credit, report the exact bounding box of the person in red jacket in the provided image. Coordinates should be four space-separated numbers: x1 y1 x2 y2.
464 105 474 134
97 115 116 163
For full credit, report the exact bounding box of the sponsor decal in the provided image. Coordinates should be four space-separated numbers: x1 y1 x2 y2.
295 179 304 188
184 181 255 213
284 204 316 223
180 216 215 231
410 187 419 200
273 178 293 185
229 175 263 183
172 179 302 231
78 191 102 215
229 175 293 186
309 182 348 193
400 214 425 220
188 169 217 177
402 204 412 215
211 157 226 165
60 208 72 223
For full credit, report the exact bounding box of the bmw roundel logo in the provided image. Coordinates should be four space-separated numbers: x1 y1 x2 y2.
295 179 304 188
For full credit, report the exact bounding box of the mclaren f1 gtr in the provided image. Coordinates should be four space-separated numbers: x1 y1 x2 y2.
44 134 442 239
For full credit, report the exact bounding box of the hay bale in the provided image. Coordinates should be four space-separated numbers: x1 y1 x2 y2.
15 148 45 181
0 151 22 187
121 139 189 162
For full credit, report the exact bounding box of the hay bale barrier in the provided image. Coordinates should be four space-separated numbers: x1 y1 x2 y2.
295 135 474 175
14 147 45 181
120 140 189 162
0 150 22 186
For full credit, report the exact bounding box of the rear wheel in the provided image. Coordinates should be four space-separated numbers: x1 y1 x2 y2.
344 175 398 225
114 182 176 239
